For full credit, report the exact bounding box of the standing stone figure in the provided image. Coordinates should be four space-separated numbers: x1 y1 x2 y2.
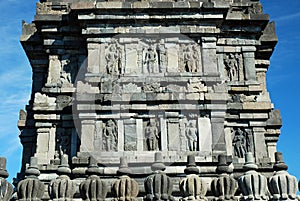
158 41 167 73
144 46 157 73
224 53 239 81
103 119 118 151
232 128 250 158
186 121 198 151
145 119 159 151
106 44 121 75
179 119 188 151
184 45 196 72
0 157 13 201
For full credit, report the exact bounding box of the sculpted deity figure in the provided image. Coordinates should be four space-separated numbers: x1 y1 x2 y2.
232 128 251 158
186 121 198 151
144 46 157 73
106 44 121 75
184 45 197 73
157 40 167 73
103 119 118 151
224 53 240 81
145 119 159 151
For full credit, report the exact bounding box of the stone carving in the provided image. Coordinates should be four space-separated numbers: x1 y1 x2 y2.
145 119 160 151
248 3 263 14
56 128 72 156
144 46 158 73
187 78 207 93
157 40 167 73
56 95 72 110
179 119 188 151
180 44 200 73
179 155 207 201
49 154 76 200
144 152 174 201
103 119 118 151
269 152 298 201
211 155 237 201
80 157 108 201
112 157 139 201
0 157 13 201
106 43 122 75
143 82 161 93
123 83 141 93
17 157 45 201
238 152 268 201
224 53 243 81
186 121 198 151
232 128 251 158
19 109 27 120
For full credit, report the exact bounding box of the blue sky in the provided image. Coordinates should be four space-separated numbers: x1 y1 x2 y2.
0 0 300 182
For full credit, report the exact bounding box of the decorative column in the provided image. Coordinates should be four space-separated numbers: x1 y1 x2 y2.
17 157 45 201
0 157 13 201
49 154 76 200
269 152 298 201
238 152 268 201
179 155 207 201
211 155 237 201
242 46 256 81
144 152 174 201
112 157 139 201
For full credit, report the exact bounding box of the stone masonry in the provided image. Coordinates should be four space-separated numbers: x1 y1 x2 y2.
11 0 289 200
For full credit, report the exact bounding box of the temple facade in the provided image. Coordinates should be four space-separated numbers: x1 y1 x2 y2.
3 0 294 200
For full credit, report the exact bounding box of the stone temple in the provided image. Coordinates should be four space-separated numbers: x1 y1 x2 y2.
0 0 298 200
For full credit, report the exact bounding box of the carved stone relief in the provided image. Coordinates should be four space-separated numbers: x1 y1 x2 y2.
101 38 202 75
56 128 72 156
185 120 198 151
224 53 244 81
105 42 123 75
232 128 252 158
103 119 118 151
144 119 160 151
179 44 201 73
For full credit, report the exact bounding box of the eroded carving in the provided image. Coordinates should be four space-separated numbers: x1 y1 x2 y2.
106 43 122 75
186 120 198 151
224 53 243 81
103 119 118 151
144 46 159 73
232 128 251 158
145 119 160 151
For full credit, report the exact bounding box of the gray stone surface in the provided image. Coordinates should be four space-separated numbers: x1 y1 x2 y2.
15 0 285 200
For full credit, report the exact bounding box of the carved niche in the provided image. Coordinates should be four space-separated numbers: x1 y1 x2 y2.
102 119 118 152
100 37 202 75
224 53 244 81
144 119 160 151
232 128 253 158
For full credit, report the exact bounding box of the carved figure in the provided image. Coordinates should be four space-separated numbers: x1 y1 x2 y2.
106 44 121 75
238 152 268 201
0 157 13 201
192 44 200 72
211 155 237 201
145 119 159 151
49 154 76 201
179 119 188 151
186 121 198 151
80 157 107 201
103 119 118 151
158 41 167 72
269 152 298 201
180 155 207 201
17 157 45 201
184 45 196 72
224 53 240 81
144 152 175 201
232 128 251 158
144 46 157 73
